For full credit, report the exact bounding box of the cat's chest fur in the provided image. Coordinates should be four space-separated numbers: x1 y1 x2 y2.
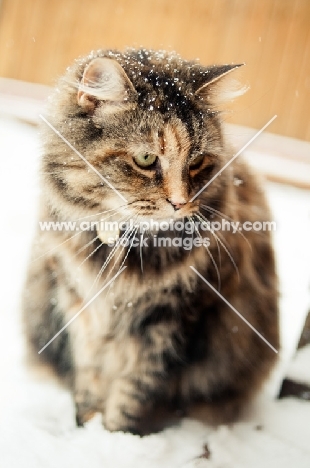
55 229 207 331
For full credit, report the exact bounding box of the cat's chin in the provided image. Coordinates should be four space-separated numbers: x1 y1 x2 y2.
135 213 198 224
159 209 199 220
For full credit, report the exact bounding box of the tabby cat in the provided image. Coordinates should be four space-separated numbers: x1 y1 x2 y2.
23 48 279 434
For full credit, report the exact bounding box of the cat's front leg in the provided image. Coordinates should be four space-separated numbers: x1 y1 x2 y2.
103 376 153 434
103 321 181 434
73 361 155 432
75 394 99 426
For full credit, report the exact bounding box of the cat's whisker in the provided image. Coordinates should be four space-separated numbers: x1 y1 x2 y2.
108 211 142 276
200 204 234 223
31 229 83 263
113 225 139 275
76 212 131 269
82 238 125 304
78 241 104 267
85 224 138 330
76 235 99 255
200 204 252 250
140 230 145 274
189 216 194 252
107 226 136 277
198 210 236 258
31 206 128 264
142 225 152 248
85 215 134 298
97 216 141 302
181 216 185 242
197 212 240 280
43 212 131 287
194 213 222 270
45 234 102 287
189 216 221 290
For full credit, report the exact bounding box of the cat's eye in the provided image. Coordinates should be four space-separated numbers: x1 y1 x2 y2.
133 153 157 168
189 154 205 170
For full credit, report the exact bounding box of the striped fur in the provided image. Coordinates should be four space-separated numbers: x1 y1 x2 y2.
23 48 279 434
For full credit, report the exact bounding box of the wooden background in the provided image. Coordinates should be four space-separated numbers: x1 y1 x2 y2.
0 0 309 141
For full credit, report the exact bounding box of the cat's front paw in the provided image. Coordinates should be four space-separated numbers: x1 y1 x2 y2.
103 404 142 434
75 401 98 426
74 388 102 426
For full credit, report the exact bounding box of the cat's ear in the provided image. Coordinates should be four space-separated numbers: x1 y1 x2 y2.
195 64 246 108
77 58 137 113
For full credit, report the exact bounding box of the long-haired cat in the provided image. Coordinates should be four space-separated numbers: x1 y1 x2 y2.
23 48 279 434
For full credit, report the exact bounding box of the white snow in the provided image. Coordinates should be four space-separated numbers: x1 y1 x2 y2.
0 114 310 467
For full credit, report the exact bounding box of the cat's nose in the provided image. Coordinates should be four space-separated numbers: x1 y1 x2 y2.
167 198 187 211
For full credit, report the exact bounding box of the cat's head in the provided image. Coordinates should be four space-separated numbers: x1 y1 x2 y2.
43 49 244 223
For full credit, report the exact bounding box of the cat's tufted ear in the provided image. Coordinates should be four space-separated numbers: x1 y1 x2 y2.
195 63 246 108
77 57 137 113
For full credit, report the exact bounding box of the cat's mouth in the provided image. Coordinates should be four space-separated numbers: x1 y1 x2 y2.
133 207 200 223
124 198 200 219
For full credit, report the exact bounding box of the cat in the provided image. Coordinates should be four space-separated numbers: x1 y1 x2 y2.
23 48 279 434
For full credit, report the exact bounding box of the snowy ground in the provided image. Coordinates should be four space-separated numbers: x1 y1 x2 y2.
0 114 310 467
